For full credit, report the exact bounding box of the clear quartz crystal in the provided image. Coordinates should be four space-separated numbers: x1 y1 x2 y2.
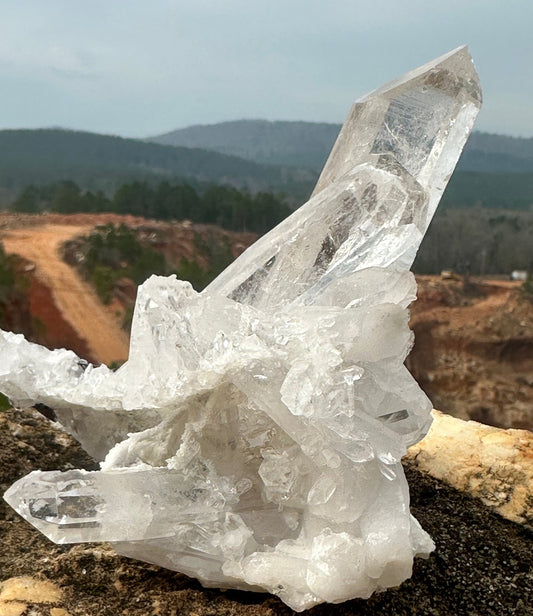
2 47 481 611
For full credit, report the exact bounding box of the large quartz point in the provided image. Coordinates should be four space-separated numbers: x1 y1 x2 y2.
2 47 481 611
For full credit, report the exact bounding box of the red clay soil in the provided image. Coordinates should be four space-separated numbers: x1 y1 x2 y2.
0 213 257 367
409 275 533 430
25 270 95 362
1 222 130 365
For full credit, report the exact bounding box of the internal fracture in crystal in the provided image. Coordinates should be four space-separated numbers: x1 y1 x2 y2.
1 47 481 611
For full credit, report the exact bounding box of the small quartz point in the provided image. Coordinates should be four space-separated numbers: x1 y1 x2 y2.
1 47 481 611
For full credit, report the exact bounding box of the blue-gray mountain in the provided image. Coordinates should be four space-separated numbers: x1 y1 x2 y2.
0 129 316 206
0 125 531 211
148 120 533 174
148 120 339 170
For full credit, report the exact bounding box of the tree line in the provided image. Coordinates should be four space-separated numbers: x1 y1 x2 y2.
414 209 533 275
11 180 293 235
10 180 533 277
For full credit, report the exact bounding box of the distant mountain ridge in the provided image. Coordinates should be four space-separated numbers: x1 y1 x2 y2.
148 120 533 174
148 120 340 170
460 132 533 173
0 125 531 213
0 128 317 203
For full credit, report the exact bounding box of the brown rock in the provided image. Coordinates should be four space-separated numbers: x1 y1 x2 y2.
0 577 62 604
0 600 27 616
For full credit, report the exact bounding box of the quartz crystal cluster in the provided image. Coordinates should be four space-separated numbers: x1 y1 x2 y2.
2 47 481 610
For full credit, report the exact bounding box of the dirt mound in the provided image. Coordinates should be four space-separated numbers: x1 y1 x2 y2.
409 275 533 430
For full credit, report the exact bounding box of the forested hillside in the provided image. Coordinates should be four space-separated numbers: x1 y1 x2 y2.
440 171 533 211
0 129 316 204
149 120 340 169
1 127 532 212
149 121 533 174
148 121 533 211
462 132 533 172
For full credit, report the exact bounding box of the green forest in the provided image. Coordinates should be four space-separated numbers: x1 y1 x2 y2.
70 223 236 302
0 128 316 204
11 180 293 235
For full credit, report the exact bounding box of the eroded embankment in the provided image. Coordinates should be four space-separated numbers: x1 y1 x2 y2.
1 223 129 365
409 276 533 430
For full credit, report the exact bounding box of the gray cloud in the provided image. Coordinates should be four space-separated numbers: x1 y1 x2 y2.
0 0 531 137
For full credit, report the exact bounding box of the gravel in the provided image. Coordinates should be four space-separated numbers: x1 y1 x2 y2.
1 408 531 616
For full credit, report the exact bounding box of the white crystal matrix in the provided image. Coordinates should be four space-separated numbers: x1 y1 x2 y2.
2 47 481 610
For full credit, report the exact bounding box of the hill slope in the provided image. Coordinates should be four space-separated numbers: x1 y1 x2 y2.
440 171 533 210
149 120 340 170
1 126 531 213
0 129 317 199
1 223 130 364
461 132 533 173
149 120 533 174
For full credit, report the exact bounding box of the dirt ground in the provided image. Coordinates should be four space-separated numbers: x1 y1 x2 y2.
409 275 533 430
0 408 531 616
0 212 257 368
1 224 129 365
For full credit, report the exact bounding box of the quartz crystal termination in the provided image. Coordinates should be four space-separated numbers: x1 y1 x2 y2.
2 47 481 611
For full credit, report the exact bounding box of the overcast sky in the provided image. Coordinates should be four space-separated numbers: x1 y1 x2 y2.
0 1 531 138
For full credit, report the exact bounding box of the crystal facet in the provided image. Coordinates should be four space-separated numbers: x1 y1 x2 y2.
2 47 481 611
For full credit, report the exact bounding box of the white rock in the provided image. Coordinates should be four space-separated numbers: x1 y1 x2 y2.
406 410 533 527
2 46 481 610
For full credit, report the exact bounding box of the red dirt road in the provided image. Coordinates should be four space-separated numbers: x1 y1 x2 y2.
2 224 129 365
